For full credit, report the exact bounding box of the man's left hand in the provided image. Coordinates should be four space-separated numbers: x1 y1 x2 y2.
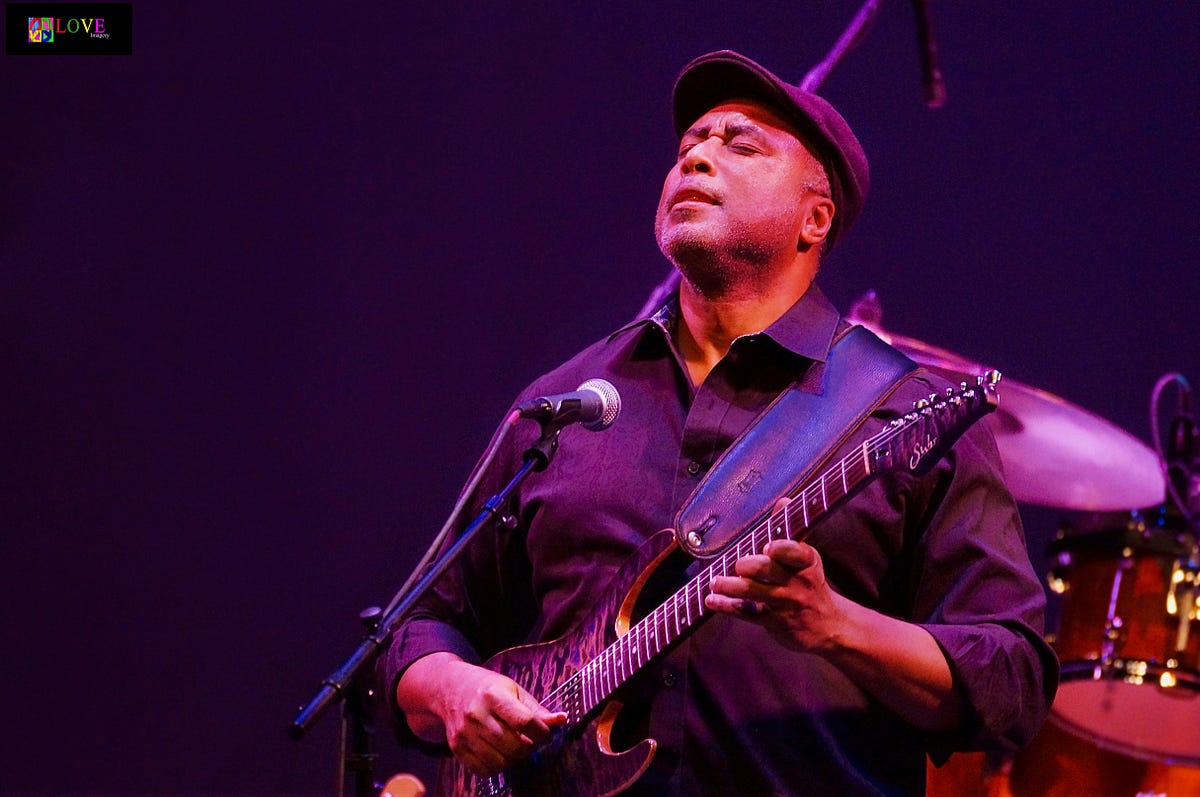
705 538 849 654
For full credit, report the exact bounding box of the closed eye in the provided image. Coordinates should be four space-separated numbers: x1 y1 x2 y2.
677 136 762 159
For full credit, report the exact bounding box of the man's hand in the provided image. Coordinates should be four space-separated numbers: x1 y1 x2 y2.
704 529 963 732
396 652 567 777
704 538 847 653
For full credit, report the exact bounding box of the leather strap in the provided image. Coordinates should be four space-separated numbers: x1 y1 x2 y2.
674 325 919 558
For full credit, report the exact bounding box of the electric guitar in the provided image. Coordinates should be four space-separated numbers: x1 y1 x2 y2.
440 372 1001 797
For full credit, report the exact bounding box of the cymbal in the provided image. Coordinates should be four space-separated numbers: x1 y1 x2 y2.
848 299 1166 511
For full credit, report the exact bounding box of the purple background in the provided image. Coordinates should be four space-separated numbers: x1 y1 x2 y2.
3 2 1197 795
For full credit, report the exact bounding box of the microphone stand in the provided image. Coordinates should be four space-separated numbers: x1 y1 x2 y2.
289 416 571 796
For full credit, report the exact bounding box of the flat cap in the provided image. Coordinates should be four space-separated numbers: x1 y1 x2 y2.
672 50 869 248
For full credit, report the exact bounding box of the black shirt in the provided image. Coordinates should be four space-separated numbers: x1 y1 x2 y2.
381 284 1058 796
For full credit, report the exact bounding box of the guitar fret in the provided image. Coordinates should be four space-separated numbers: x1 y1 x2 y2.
525 380 991 749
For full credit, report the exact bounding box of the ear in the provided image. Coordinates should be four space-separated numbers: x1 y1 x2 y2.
798 196 835 248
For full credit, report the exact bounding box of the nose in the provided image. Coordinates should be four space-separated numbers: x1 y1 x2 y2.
681 136 717 175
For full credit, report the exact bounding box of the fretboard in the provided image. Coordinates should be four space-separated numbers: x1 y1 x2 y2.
545 437 884 725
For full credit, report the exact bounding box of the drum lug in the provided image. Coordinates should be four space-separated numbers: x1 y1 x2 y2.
1167 560 1199 657
1167 560 1199 621
1102 616 1125 660
1047 549 1072 594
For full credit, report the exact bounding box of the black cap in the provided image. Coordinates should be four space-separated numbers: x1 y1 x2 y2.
672 50 870 248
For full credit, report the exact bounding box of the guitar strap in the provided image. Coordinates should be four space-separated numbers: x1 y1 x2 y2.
675 324 921 558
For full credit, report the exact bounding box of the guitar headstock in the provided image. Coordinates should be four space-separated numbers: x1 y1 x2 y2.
873 370 1001 475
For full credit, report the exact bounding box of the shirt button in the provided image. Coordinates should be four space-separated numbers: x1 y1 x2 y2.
687 461 701 476
662 670 678 688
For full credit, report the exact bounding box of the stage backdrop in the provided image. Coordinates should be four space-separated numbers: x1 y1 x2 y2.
3 2 1197 795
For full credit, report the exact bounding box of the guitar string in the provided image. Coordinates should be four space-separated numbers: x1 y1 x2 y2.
550 393 974 720
556 402 941 718
544 386 985 723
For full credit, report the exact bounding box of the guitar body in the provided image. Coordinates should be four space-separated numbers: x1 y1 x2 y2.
436 529 681 797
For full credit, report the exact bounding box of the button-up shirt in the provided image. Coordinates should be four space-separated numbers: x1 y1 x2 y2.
380 284 1057 796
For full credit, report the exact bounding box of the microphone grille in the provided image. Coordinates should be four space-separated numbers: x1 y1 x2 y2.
578 378 621 431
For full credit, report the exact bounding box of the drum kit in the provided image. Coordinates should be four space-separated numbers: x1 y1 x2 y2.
847 293 1200 797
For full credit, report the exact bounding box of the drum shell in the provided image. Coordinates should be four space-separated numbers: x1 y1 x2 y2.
1048 527 1200 670
1006 720 1200 797
1046 515 1200 765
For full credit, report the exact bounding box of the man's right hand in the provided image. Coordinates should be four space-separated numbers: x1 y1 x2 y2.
395 651 567 777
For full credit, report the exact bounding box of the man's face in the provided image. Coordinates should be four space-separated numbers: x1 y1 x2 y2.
654 99 831 273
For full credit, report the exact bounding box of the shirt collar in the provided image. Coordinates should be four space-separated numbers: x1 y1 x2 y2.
610 281 842 364
759 283 841 364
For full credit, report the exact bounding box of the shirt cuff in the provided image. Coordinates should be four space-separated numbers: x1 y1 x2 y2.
375 618 482 750
921 621 1056 758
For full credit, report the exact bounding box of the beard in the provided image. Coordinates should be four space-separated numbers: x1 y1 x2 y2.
657 217 786 298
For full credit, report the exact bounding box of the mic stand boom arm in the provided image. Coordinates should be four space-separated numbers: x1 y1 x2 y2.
289 420 568 795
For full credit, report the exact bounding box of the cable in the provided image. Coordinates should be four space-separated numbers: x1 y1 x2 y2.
1150 371 1197 527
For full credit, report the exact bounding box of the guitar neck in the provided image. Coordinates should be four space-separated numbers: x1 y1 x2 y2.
542 373 996 727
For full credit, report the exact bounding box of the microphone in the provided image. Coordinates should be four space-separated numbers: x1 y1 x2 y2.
911 0 947 108
516 378 621 432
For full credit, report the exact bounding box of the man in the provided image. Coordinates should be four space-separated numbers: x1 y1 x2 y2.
380 50 1057 796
